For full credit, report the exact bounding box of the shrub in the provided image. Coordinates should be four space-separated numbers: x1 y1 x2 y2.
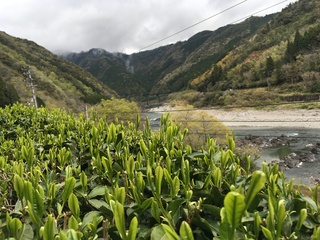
89 97 140 123
168 105 232 148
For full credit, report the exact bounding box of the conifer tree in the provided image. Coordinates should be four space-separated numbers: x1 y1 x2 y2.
265 56 275 77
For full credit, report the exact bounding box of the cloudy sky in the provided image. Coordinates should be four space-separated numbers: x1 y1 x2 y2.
0 0 298 54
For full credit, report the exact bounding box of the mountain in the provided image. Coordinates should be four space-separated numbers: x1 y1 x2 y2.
0 31 115 112
63 49 146 98
62 14 275 100
63 0 320 107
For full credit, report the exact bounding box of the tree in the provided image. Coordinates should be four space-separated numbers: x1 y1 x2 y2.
284 40 295 63
89 97 140 123
265 56 275 77
293 30 304 52
275 62 285 84
169 106 231 149
211 64 223 83
285 30 308 63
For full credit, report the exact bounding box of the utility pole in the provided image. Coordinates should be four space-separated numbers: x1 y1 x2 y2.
22 66 38 109
85 104 89 120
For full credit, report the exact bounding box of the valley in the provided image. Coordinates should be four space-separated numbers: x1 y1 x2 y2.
1 0 320 238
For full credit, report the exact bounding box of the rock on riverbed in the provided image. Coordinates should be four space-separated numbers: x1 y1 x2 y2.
237 135 320 171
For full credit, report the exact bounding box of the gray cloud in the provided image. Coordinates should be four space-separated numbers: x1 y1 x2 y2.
0 0 298 54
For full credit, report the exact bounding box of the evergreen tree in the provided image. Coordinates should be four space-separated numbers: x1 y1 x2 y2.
265 56 275 77
293 30 304 52
284 40 295 63
211 64 223 83
275 63 285 84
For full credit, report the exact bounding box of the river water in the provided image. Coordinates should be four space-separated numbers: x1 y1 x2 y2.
146 112 320 186
233 127 320 186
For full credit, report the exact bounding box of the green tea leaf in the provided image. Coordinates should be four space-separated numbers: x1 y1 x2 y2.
151 225 169 240
138 197 153 214
57 230 69 240
179 221 194 240
66 229 81 240
224 192 246 229
300 195 318 213
127 217 138 240
155 166 164 195
261 226 273 240
80 172 87 192
245 170 266 210
68 215 79 230
81 211 101 231
254 211 261 239
13 174 24 201
44 215 55 240
35 189 45 219
276 200 286 239
296 208 307 232
213 167 222 187
161 224 180 240
172 176 180 197
57 202 63 216
127 156 135 180
151 199 161 222
62 177 76 203
17 223 34 240
163 168 173 189
24 181 33 203
88 185 106 199
68 193 80 219
114 187 126 205
111 200 126 240
135 171 145 192
311 227 320 240
8 218 22 238
27 200 42 228
219 217 232 240
201 204 220 216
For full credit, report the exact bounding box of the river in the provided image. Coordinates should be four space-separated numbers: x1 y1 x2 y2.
146 112 320 186
233 127 320 186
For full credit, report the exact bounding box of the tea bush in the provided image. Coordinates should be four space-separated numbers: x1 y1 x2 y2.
0 103 319 239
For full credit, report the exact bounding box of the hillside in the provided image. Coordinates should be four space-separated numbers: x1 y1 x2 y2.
62 15 275 100
189 0 320 106
63 0 320 107
0 31 115 112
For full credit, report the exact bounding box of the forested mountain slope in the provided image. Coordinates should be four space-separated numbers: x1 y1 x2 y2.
0 31 115 112
63 0 320 107
189 0 320 106
63 14 275 100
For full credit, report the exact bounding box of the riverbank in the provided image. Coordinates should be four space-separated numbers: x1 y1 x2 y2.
148 105 320 129
147 105 320 185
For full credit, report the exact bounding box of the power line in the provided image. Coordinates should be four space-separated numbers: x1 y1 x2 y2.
230 0 290 25
138 0 292 52
139 0 248 51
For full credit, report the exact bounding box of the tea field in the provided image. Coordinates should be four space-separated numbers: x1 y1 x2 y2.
0 104 320 239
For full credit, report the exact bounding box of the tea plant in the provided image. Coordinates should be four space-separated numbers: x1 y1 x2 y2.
0 103 319 239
